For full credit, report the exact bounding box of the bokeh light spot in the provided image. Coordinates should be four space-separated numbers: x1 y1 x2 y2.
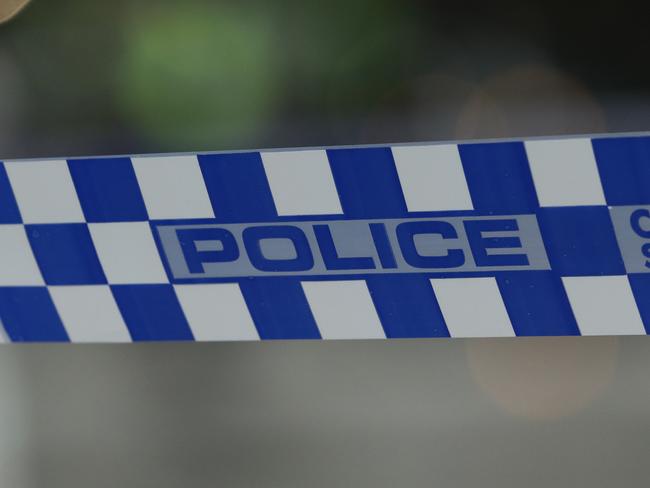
456 64 607 139
467 336 619 420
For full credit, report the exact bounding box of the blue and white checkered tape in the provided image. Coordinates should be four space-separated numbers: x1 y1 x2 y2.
2 133 650 343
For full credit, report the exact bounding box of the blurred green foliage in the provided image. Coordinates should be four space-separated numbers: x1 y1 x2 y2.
0 0 429 152
116 4 281 147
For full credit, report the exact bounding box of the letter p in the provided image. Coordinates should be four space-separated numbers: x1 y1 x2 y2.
176 228 239 274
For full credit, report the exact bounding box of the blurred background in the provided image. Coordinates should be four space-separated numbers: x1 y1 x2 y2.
1 1 650 486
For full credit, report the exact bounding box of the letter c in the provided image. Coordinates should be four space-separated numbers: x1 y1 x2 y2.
396 220 464 269
631 209 650 238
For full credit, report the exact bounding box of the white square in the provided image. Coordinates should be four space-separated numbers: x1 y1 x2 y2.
89 222 168 284
430 277 514 338
392 144 474 212
5 160 84 223
0 225 44 286
562 276 645 336
132 155 214 219
174 284 259 341
261 150 343 216
524 138 606 207
49 286 131 343
302 280 385 339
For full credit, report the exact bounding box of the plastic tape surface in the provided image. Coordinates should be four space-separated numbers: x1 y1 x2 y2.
1 134 650 342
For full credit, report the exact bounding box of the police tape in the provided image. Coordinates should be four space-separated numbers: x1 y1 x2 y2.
1 133 650 343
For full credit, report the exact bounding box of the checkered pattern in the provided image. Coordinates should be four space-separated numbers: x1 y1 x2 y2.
2 134 650 343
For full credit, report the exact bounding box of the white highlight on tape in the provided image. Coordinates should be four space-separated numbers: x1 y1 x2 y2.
392 144 474 212
302 280 385 340
562 276 645 336
49 285 131 343
524 138 606 207
0 225 44 286
132 155 214 219
174 284 259 341
430 277 514 338
89 222 167 284
5 160 84 224
261 150 343 216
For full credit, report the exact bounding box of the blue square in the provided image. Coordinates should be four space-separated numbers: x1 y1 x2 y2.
327 147 407 218
239 277 320 340
26 224 107 285
111 284 194 341
0 162 22 223
198 152 277 221
537 206 625 276
459 142 539 213
366 275 449 338
592 136 650 205
497 271 579 336
68 157 148 222
0 287 69 342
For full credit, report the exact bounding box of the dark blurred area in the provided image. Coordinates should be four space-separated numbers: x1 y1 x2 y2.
1 0 649 160
1 2 650 487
